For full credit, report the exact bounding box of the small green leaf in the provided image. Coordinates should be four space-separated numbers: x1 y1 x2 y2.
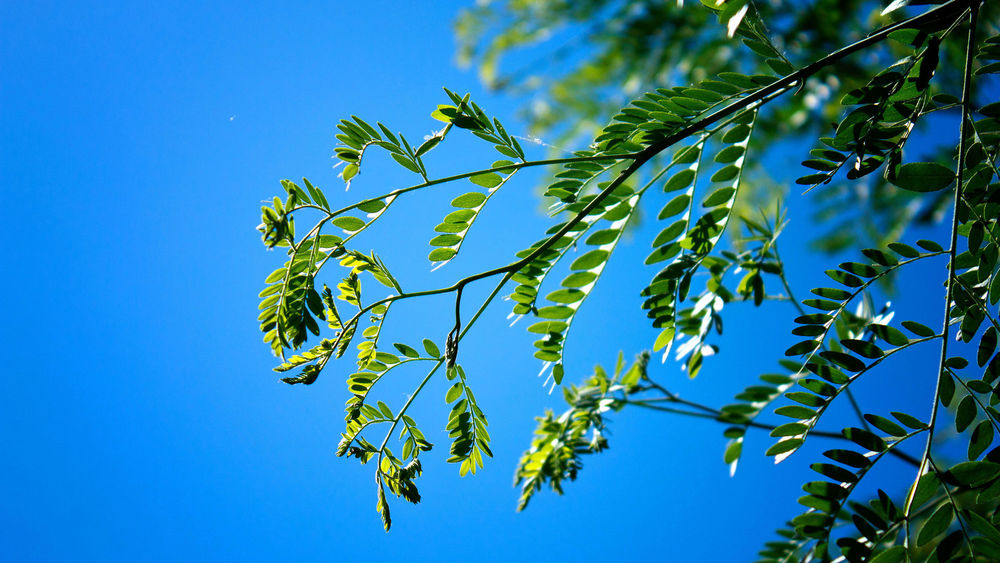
342 163 359 181
841 339 884 359
332 216 367 232
391 153 422 174
891 411 927 429
917 239 944 252
890 162 955 191
887 242 920 258
823 449 870 469
562 272 598 288
785 340 821 356
868 324 909 346
664 169 696 192
393 343 419 358
811 287 852 300
825 269 863 287
377 401 393 418
658 194 692 219
570 249 610 271
357 199 386 213
842 427 886 452
546 289 585 304
945 356 968 369
949 461 1000 487
956 395 977 432
901 320 936 337
766 438 803 457
980 327 998 367
451 192 487 208
969 420 994 460
446 382 463 403
868 546 906 563
839 262 878 278
422 339 440 358
770 422 808 437
428 248 458 262
819 351 866 372
863 414 907 437
470 173 503 188
710 165 740 183
702 187 735 207
429 234 461 247
802 298 840 311
918 504 953 546
774 405 816 419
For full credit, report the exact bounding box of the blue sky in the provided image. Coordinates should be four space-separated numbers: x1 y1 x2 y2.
1 2 963 561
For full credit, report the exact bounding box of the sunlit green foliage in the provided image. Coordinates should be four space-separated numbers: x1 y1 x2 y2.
257 1 1000 559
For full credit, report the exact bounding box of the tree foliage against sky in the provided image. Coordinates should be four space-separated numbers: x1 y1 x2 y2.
257 0 999 560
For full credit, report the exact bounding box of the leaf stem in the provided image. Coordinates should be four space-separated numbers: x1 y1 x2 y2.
622 397 921 467
904 1 979 546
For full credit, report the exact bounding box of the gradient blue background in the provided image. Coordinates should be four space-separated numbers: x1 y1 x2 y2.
2 2 957 561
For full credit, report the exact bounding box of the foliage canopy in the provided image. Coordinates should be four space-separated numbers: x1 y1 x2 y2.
257 1 1000 560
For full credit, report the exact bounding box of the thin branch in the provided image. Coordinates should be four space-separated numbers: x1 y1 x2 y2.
621 397 922 467
904 2 979 546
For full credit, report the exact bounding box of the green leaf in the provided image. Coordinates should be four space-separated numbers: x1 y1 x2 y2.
563 272 598 288
332 216 367 232
770 422 808 437
841 339 884 359
949 461 1000 487
824 448 870 469
663 169 696 192
842 427 886 452
811 287 852 301
825 269 863 288
570 250 609 271
775 406 816 419
980 327 998 367
868 324 909 347
429 234 461 247
917 239 943 252
785 340 821 356
422 339 440 358
887 242 920 258
470 173 503 188
394 343 419 358
819 350 866 372
451 192 487 208
863 414 906 437
702 187 735 207
659 194 691 219
342 163 359 182
357 199 386 213
428 248 458 262
446 382 463 403
917 504 953 546
891 411 927 429
710 165 740 183
969 420 994 460
808 466 856 489
839 262 878 278
546 289 585 304
391 153 422 174
901 320 935 337
956 395 977 432
766 438 803 457
868 546 906 563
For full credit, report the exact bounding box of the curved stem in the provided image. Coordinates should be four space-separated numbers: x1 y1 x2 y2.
623 397 922 467
904 2 979 546
375 271 514 456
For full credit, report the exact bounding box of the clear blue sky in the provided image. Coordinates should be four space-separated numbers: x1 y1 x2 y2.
1 2 954 561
